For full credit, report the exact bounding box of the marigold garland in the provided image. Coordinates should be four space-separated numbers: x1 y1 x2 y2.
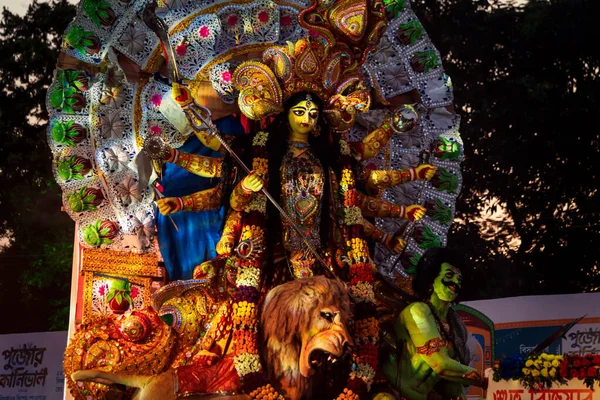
231 131 271 396
339 142 379 395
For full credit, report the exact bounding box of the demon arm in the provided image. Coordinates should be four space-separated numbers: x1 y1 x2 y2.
350 117 393 161
366 164 437 193
354 190 425 221
156 186 223 215
404 302 485 387
361 219 406 254
163 148 223 179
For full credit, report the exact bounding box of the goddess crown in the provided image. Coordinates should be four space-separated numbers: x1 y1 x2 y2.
232 0 386 131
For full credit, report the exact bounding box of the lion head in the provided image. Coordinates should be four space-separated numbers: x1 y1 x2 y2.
259 276 352 400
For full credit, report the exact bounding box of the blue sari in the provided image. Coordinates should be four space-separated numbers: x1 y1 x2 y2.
156 116 244 280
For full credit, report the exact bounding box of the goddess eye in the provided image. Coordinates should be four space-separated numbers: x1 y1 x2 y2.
445 272 453 279
293 110 305 116
309 110 319 119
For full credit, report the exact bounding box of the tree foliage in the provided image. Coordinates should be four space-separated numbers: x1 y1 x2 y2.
0 1 76 333
411 0 600 298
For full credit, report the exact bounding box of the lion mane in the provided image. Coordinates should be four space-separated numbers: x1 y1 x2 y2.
259 276 351 400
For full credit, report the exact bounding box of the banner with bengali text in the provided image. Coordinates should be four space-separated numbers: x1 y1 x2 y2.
562 323 600 357
487 376 600 400
0 331 67 400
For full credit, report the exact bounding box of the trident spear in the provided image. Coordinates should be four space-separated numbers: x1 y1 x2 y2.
141 2 334 277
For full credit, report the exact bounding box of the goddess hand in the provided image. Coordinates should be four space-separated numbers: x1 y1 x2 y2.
415 164 437 181
171 82 194 107
216 236 235 255
241 172 264 193
405 204 426 222
156 197 182 215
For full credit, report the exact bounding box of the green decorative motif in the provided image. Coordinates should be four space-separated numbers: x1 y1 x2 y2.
82 0 113 26
397 21 424 45
435 168 459 193
383 0 406 18
65 26 96 55
57 69 88 92
106 279 133 307
419 225 441 249
434 137 461 161
411 50 440 73
51 121 82 146
431 198 452 225
66 186 102 212
82 220 119 246
49 86 78 114
56 155 89 180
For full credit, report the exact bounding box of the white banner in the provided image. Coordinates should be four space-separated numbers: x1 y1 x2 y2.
0 331 67 400
562 323 600 356
487 377 600 400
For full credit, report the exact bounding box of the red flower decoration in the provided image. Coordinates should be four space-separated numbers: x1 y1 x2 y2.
593 355 600 366
573 359 581 368
587 366 598 378
151 93 162 107
198 25 210 38
227 14 238 27
559 366 568 378
99 285 106 296
581 358 591 367
281 14 292 27
257 10 269 23
570 369 579 379
309 29 319 38
150 125 162 135
131 286 139 299
221 70 232 83
175 43 187 57
579 367 587 379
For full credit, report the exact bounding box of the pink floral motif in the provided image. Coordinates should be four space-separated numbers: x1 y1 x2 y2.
99 284 106 296
131 286 139 299
227 14 238 27
258 10 269 23
221 71 232 83
151 93 162 107
281 14 292 27
150 125 162 135
176 43 187 57
198 25 210 38
309 29 319 39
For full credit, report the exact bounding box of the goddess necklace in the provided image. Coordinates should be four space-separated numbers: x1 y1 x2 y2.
288 141 310 149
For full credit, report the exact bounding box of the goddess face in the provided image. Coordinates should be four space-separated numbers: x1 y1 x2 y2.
287 99 319 135
432 262 462 302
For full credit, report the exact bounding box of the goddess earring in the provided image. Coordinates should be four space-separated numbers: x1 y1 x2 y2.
311 125 321 137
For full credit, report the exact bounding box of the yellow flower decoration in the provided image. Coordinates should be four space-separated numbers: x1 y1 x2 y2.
541 368 548 377
549 368 556 377
525 359 534 367
543 361 551 368
532 369 540 377
551 359 560 368
241 225 264 242
522 368 530 376
252 157 269 177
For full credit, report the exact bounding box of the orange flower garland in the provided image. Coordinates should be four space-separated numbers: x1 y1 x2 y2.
231 131 272 394
338 137 379 395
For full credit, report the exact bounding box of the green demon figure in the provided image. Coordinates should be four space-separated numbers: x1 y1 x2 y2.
381 248 487 400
